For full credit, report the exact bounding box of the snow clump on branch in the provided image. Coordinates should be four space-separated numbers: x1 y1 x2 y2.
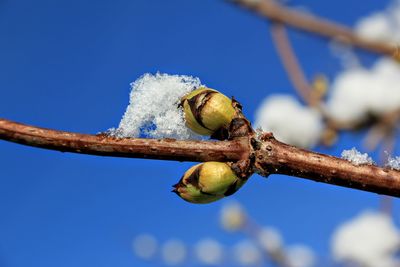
331 211 400 267
386 155 400 170
254 95 323 148
108 73 203 140
341 147 374 165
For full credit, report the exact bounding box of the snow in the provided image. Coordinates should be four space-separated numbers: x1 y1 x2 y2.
257 227 283 253
108 73 203 140
286 245 315 267
386 155 400 170
161 239 187 266
355 1 400 43
219 201 246 231
331 211 400 267
327 1 400 124
341 147 374 165
254 95 323 148
132 234 158 260
233 240 262 266
325 58 400 124
195 238 224 265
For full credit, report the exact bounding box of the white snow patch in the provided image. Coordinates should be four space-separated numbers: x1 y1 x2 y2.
108 73 203 140
325 58 400 124
257 227 283 253
132 234 158 260
195 238 224 265
161 239 187 266
341 147 373 165
286 245 315 267
254 95 323 148
331 211 400 267
355 1 400 43
232 240 262 266
386 155 400 170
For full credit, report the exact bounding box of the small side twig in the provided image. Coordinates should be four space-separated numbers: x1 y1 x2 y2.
270 23 315 106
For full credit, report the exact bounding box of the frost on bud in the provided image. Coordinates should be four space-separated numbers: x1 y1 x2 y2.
172 162 246 204
181 87 236 136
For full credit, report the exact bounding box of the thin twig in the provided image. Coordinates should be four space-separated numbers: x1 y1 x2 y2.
268 23 351 134
270 23 315 106
230 0 398 58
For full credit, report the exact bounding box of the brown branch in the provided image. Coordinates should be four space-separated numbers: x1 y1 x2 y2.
0 118 249 162
270 23 315 106
254 133 400 197
1 118 400 197
230 0 398 58
268 23 354 135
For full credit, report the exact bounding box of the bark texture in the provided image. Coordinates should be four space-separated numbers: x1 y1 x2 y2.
253 133 400 197
1 118 400 197
0 119 249 162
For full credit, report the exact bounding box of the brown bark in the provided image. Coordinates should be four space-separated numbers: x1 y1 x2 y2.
1 118 400 197
0 119 249 162
270 23 315 106
230 0 398 58
254 133 400 197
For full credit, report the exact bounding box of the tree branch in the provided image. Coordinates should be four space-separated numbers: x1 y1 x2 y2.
0 118 249 162
230 0 398 58
254 133 400 197
1 118 400 197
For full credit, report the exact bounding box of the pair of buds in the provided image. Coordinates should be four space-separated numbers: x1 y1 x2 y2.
173 88 248 204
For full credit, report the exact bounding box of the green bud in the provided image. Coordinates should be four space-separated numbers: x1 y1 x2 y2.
172 162 246 204
181 87 236 136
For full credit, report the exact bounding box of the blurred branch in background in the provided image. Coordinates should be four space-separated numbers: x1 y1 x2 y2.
132 201 317 267
229 0 399 59
269 23 316 107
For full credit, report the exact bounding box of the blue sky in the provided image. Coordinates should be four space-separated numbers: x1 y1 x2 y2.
0 1 397 266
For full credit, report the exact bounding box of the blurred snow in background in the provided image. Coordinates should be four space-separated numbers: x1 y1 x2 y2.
194 238 224 266
233 240 262 266
355 0 400 43
161 239 187 266
286 245 315 267
331 211 400 267
254 95 323 148
254 1 400 149
326 58 400 124
133 201 316 267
